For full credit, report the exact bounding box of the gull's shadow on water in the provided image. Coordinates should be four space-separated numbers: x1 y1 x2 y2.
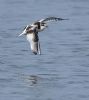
27 75 38 85
22 73 65 87
23 75 41 86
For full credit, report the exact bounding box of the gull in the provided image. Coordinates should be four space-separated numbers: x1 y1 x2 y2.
19 17 68 55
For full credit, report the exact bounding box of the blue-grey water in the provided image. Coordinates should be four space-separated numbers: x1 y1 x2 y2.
0 0 89 100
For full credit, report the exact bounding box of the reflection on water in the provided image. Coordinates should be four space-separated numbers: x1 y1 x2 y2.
0 0 89 100
24 75 39 86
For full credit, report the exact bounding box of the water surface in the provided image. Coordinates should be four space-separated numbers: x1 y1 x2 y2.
0 0 89 100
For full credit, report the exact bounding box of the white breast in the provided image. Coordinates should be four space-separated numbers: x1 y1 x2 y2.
26 34 34 50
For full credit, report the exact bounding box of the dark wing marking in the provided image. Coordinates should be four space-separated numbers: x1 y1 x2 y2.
26 26 33 30
33 32 39 42
23 25 32 30
32 32 41 55
42 17 68 23
33 22 41 29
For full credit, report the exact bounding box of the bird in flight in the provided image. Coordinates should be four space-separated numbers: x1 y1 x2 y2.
19 17 68 55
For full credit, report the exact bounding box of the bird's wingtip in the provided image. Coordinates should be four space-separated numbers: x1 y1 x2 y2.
59 18 69 20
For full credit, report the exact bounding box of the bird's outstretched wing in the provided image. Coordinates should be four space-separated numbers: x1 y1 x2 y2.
41 17 68 23
26 32 41 55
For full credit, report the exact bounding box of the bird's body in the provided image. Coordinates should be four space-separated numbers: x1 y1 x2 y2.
25 27 41 55
19 17 68 55
26 34 40 55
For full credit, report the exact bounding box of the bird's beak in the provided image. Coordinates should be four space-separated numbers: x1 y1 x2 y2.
18 30 26 37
